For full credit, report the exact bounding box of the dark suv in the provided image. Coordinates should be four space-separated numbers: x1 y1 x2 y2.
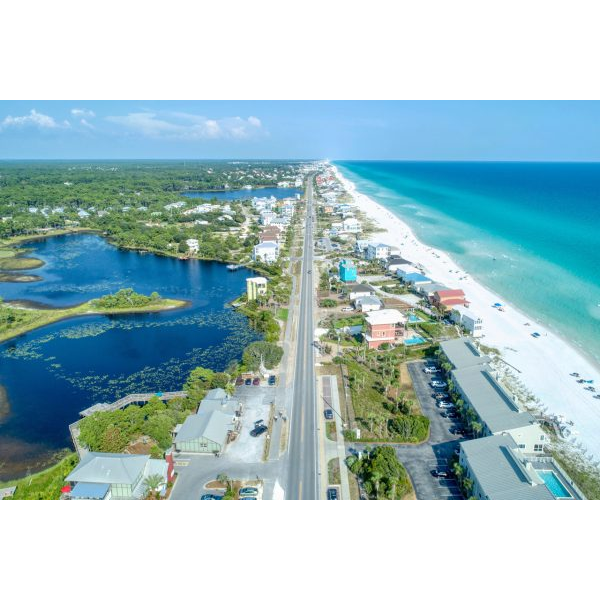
250 424 268 437
327 487 339 500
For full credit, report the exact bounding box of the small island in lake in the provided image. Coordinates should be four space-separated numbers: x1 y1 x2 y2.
0 288 188 343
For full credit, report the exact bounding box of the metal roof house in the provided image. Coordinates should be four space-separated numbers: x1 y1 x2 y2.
402 272 432 285
174 388 239 454
65 453 170 500
439 337 491 370
354 295 383 312
174 411 234 454
459 434 583 500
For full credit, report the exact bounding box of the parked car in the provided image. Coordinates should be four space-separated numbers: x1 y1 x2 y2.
245 378 252 386
240 497 257 500
437 402 452 410
450 426 467 435
430 469 449 478
324 409 334 420
252 377 260 386
200 494 223 500
327 487 339 500
268 375 276 386
235 376 244 386
431 381 447 389
341 307 353 312
250 425 268 437
434 392 449 400
424 367 441 374
239 487 259 497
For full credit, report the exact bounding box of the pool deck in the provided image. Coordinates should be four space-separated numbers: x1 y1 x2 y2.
530 457 585 499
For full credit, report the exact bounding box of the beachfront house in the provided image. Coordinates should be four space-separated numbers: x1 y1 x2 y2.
366 243 391 261
348 283 376 301
339 259 358 283
342 217 362 233
65 452 173 500
433 289 468 311
395 266 422 281
246 276 268 301
354 239 370 257
387 258 413 273
451 305 483 338
364 308 407 349
458 435 583 500
354 295 383 312
415 282 450 300
402 272 432 287
252 242 279 264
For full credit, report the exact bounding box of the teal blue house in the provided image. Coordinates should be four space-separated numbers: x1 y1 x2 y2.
339 259 357 283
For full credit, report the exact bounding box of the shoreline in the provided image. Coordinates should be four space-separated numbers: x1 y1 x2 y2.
0 298 190 344
332 163 600 462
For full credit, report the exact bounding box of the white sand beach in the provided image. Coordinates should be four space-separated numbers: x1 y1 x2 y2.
332 165 600 463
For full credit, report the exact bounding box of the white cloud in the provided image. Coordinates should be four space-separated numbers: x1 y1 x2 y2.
80 118 95 129
105 111 264 140
71 108 96 118
1 109 63 130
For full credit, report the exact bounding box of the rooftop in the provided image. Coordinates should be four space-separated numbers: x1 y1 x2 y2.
175 411 234 445
460 434 555 500
365 308 406 326
452 365 536 433
436 289 465 298
349 283 375 293
67 453 149 485
440 337 491 370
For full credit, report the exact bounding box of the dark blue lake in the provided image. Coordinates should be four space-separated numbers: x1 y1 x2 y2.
0 234 261 479
182 186 302 201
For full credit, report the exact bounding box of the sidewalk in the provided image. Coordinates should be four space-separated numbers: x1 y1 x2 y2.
319 375 351 499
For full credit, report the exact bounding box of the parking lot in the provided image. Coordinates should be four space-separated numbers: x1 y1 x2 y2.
226 386 276 463
169 386 278 500
393 360 470 500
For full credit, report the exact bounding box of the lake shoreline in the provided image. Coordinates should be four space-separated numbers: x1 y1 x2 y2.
0 297 190 344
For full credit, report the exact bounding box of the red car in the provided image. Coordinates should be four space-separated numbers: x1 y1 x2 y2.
252 377 260 386
235 376 244 386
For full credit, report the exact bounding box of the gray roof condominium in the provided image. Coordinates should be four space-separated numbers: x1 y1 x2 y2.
451 364 537 435
459 435 555 500
440 337 491 370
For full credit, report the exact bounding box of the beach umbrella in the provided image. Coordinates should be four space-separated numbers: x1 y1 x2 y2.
61 485 71 494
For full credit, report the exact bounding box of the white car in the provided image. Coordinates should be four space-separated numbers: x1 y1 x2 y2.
341 307 353 312
424 367 441 374
431 381 447 389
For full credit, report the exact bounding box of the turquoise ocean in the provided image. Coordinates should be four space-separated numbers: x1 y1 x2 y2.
335 161 600 365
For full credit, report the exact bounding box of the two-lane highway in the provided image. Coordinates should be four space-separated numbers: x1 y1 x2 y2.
286 176 319 499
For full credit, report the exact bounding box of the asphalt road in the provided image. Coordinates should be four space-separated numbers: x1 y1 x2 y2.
286 176 319 500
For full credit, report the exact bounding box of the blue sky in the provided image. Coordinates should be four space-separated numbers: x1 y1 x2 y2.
1 101 600 161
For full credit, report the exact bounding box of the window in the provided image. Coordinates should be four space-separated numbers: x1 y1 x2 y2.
534 444 543 452
518 444 526 449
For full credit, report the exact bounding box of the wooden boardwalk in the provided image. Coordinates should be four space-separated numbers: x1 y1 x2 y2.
70 390 187 456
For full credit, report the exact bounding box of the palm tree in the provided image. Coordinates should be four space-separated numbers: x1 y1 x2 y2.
143 473 165 498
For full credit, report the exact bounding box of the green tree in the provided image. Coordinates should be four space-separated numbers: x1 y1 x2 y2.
242 341 283 370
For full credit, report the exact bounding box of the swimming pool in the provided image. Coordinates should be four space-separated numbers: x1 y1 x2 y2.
407 314 423 323
404 336 426 346
537 470 572 498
